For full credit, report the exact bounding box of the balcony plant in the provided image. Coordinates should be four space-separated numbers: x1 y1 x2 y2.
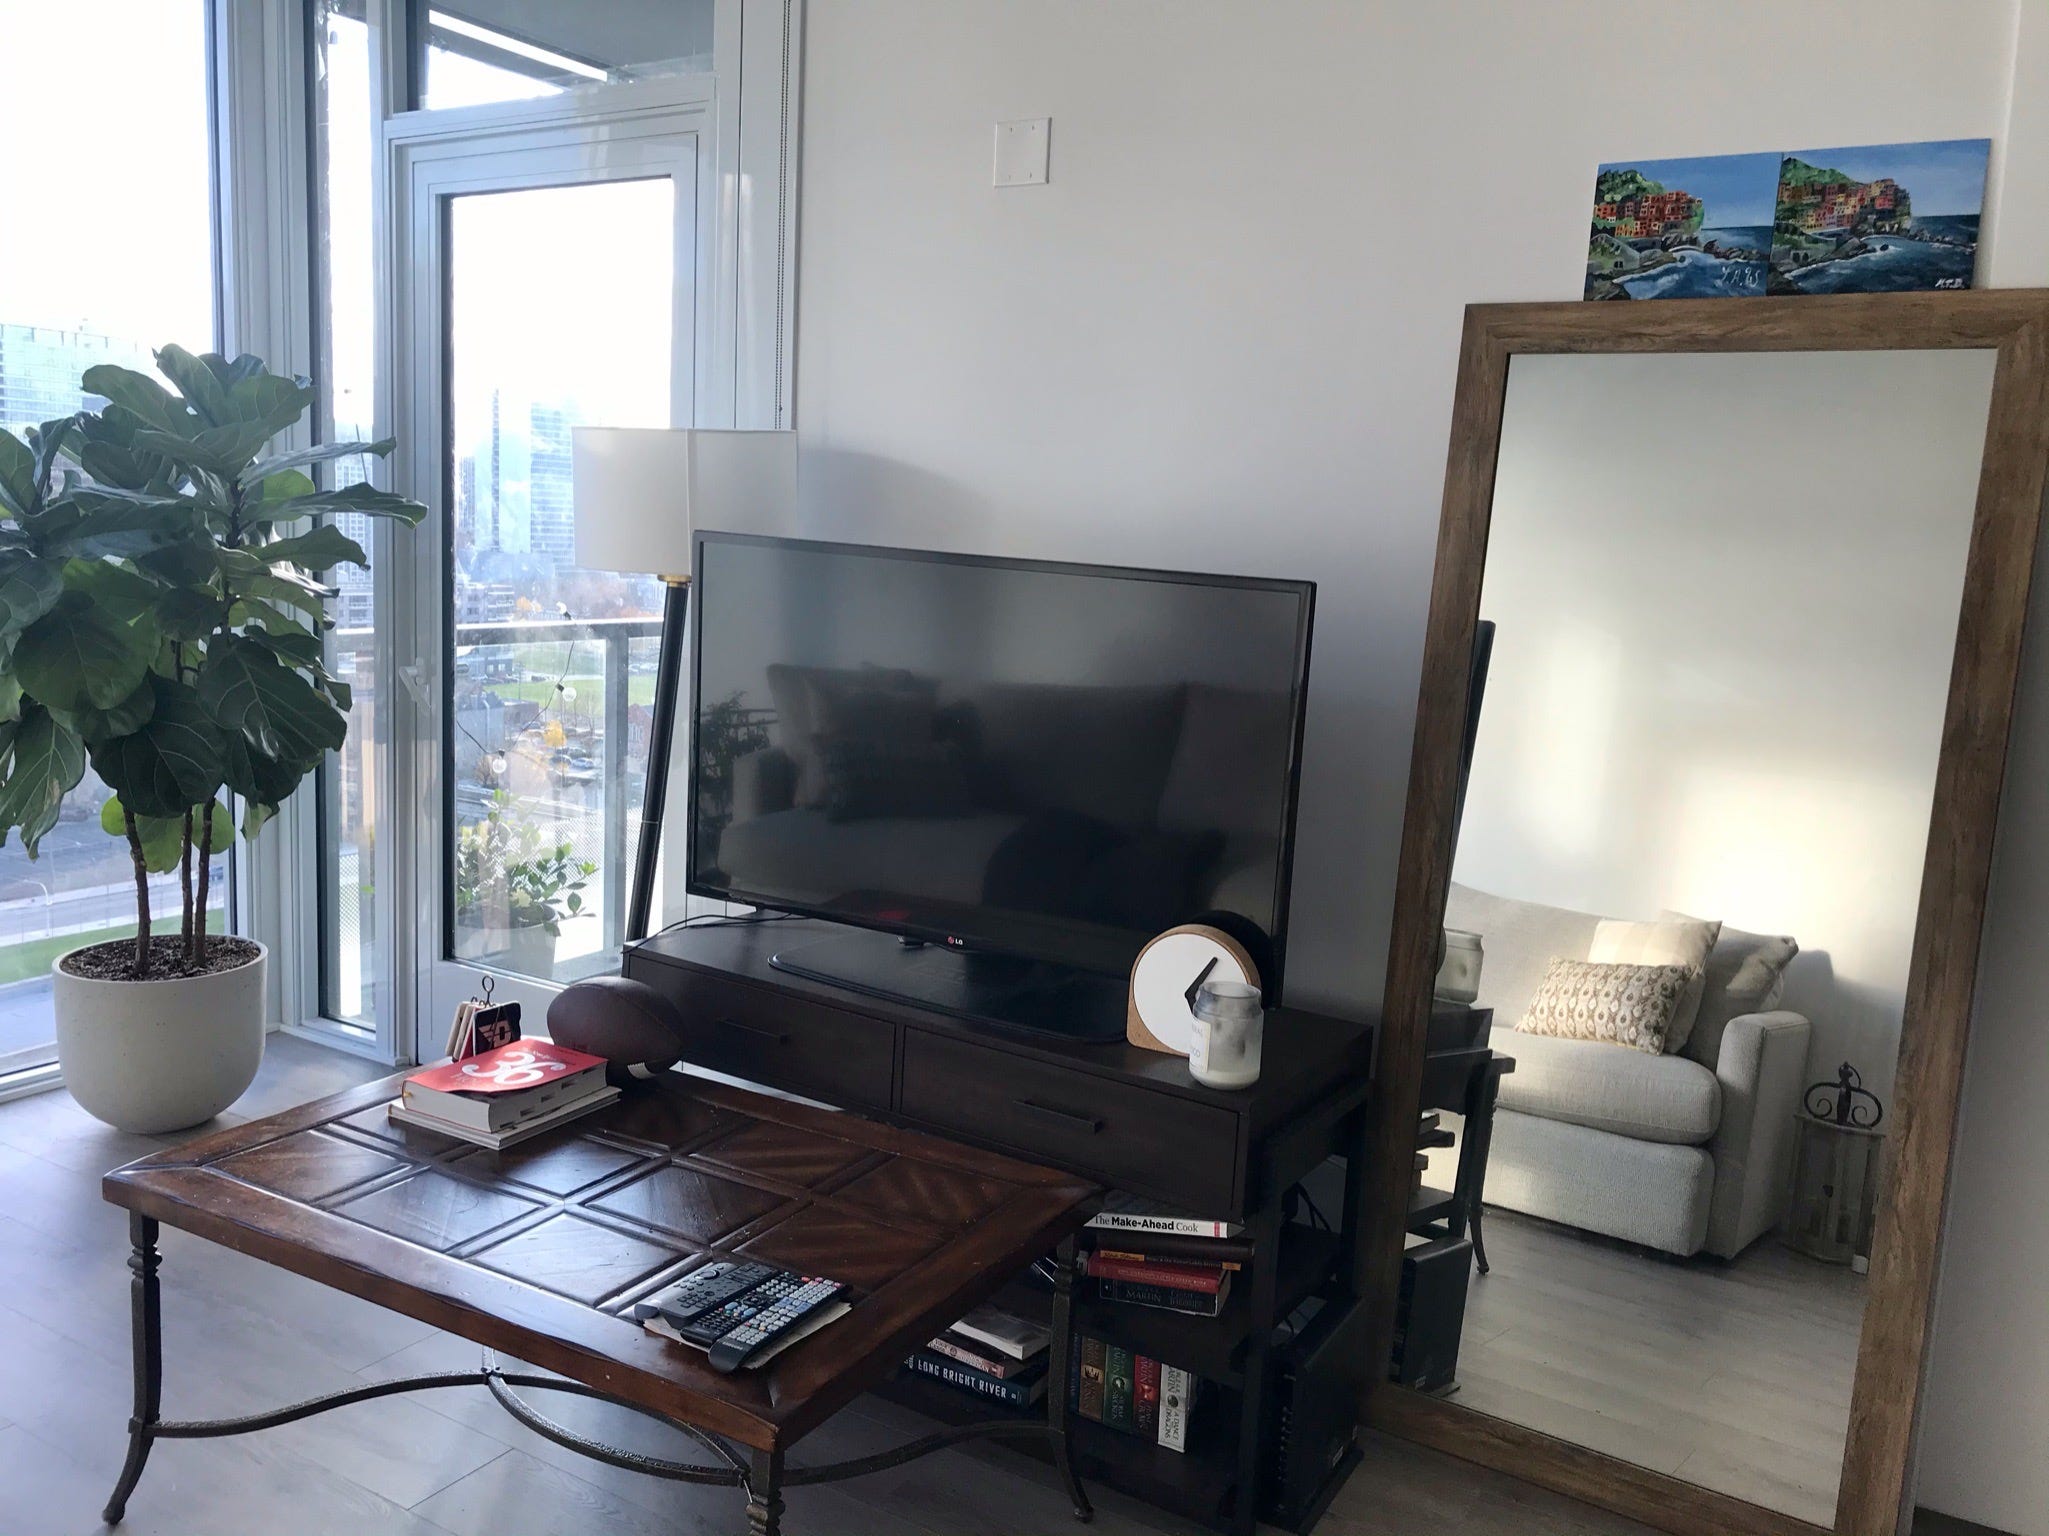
453 789 596 977
0 346 423 1131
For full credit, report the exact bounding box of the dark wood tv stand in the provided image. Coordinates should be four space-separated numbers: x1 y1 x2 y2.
624 917 1379 1535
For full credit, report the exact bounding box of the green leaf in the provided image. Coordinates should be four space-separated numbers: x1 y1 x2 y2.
198 636 347 762
0 672 21 726
256 526 367 571
0 429 33 515
130 421 279 478
153 345 233 428
242 440 395 487
53 677 156 739
153 587 224 643
241 797 279 840
137 537 221 587
229 599 320 643
218 550 335 617
0 552 64 640
260 485 427 526
28 418 79 501
40 491 208 560
12 594 159 713
222 371 317 439
99 793 236 873
0 705 87 855
87 676 225 819
99 794 183 872
58 559 159 624
254 469 316 505
81 364 193 436
71 406 184 493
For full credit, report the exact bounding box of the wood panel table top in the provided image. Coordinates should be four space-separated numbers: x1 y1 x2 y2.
100 1067 1102 1532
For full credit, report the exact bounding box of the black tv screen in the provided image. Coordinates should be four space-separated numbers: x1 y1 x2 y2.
689 534 1315 988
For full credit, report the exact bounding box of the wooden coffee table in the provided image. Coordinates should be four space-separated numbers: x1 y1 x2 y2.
99 1070 1101 1534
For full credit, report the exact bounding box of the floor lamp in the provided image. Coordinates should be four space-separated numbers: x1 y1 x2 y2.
571 427 798 946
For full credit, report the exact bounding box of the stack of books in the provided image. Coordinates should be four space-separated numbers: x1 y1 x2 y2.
904 1304 1050 1408
387 1040 618 1149
1081 1195 1250 1317
1070 1332 1195 1451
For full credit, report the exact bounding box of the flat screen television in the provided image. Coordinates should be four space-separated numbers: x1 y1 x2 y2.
688 533 1315 1041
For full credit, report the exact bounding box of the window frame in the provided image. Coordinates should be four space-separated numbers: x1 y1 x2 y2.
0 0 247 1104
280 0 802 1064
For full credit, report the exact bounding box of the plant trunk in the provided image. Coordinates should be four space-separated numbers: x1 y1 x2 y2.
178 810 195 952
123 806 152 979
190 804 215 969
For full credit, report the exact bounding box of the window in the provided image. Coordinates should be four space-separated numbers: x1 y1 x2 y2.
442 182 673 983
0 1 223 1080
417 1 717 111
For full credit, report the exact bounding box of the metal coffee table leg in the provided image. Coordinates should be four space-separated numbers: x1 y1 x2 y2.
103 1214 162 1525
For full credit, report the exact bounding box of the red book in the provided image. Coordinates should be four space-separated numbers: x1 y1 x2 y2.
1082 1252 1229 1295
1133 1356 1161 1439
403 1041 608 1132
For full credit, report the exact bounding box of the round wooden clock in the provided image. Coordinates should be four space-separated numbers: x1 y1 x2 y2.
1126 924 1262 1055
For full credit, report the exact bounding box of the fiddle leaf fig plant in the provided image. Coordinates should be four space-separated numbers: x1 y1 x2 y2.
0 345 425 979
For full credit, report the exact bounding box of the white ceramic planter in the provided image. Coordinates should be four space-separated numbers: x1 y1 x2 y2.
53 941 269 1134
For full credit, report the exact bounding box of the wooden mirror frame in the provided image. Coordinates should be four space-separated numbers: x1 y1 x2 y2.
1358 291 2049 1536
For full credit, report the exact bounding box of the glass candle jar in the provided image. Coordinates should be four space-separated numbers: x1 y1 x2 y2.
1190 978 1264 1089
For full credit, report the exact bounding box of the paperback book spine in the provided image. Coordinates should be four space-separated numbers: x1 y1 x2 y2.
1095 1277 1227 1316
1086 1212 1239 1238
1077 1336 1107 1421
902 1352 1038 1408
1158 1364 1192 1452
927 1333 1023 1378
1103 1345 1135 1432
1083 1253 1228 1293
1134 1355 1161 1439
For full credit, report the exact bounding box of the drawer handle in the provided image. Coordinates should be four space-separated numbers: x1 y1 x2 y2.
1012 1098 1103 1134
715 1017 790 1045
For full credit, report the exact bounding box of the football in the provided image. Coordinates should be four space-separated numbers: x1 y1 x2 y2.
545 976 689 1086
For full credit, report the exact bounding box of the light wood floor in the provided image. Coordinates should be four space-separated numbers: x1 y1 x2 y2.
0 1036 1958 1536
1451 1208 1866 1526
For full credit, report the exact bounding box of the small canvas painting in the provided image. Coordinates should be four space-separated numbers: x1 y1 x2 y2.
1770 139 1988 294
1586 152 1778 300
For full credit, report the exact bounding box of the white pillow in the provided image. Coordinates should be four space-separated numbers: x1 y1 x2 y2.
1587 915 1721 1053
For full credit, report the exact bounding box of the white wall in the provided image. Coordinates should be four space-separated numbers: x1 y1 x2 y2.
792 2 2040 1527
1455 349 1994 1105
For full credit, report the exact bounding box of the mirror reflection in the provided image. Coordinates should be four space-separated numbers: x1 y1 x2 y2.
1402 347 1997 1522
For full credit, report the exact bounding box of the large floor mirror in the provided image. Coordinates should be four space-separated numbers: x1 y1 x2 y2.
1363 294 2049 1536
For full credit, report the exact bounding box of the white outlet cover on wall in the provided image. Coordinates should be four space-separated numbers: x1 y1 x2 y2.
993 118 1050 186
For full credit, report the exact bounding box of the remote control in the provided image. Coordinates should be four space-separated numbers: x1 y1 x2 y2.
705 1276 845 1372
635 1261 778 1326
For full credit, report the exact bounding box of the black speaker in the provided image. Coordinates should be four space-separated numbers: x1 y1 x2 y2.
1391 1234 1472 1393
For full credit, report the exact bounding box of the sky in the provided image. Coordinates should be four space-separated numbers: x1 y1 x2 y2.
1788 139 1992 217
1597 153 1782 228
0 0 215 346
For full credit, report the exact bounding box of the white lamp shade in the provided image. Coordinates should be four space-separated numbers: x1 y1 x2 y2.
571 427 797 576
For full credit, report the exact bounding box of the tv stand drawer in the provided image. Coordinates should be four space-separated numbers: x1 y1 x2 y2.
661 965 894 1110
899 1031 1238 1211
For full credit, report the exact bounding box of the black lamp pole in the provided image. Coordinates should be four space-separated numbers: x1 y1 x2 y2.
625 575 690 944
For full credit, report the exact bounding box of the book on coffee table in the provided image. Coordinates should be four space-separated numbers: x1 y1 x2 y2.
400 1040 609 1132
387 1086 619 1149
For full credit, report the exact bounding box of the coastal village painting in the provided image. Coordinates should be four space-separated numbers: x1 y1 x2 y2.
1770 139 1988 294
1587 153 1777 299
1586 139 1989 299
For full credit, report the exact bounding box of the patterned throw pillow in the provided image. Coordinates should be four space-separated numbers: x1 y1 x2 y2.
1516 958 1695 1055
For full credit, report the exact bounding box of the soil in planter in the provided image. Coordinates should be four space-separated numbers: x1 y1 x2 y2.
59 935 262 982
